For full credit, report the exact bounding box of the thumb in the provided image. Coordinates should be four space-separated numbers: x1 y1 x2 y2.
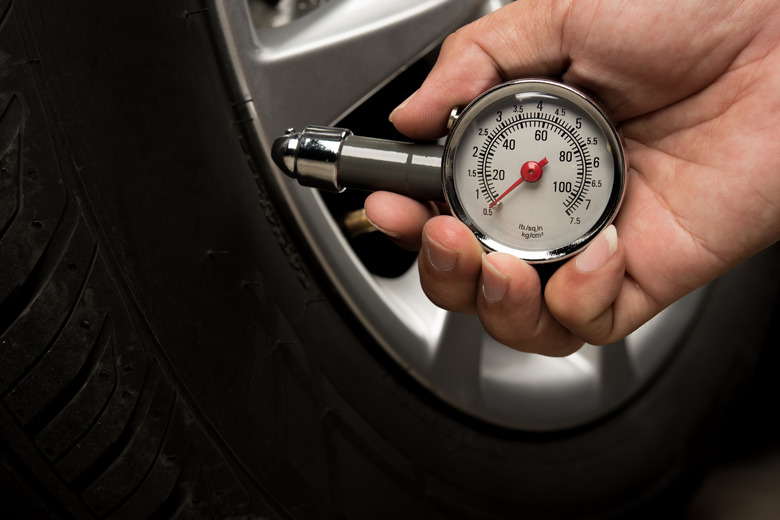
389 0 572 141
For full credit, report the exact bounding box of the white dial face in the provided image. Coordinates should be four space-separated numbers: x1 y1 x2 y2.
445 81 625 262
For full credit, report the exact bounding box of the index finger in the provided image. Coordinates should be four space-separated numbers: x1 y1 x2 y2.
390 0 572 140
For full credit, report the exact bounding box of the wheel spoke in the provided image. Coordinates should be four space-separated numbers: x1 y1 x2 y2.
250 0 484 132
425 312 485 408
594 340 638 400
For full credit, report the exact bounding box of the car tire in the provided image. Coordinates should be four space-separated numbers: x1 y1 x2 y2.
1 1 778 518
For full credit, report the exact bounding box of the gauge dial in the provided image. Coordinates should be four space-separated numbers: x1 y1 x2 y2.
443 79 626 263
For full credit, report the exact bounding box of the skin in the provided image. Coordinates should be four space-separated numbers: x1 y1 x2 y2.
364 0 780 356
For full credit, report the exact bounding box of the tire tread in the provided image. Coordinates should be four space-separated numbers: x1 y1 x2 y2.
0 3 274 517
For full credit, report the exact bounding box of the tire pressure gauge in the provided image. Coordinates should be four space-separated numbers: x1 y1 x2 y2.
443 79 626 262
272 78 626 263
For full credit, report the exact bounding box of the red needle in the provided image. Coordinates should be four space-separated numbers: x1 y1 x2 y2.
489 157 547 208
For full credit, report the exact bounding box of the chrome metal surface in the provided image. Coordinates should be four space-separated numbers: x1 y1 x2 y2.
274 126 352 191
210 0 708 431
276 126 445 201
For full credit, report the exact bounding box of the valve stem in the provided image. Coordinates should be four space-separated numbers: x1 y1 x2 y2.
342 208 378 238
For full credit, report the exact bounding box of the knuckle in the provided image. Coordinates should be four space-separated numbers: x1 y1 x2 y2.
480 312 583 357
439 27 471 54
576 321 617 347
419 271 477 315
492 330 583 357
542 340 585 358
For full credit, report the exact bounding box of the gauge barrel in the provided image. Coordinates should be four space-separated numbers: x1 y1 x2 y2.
272 126 444 201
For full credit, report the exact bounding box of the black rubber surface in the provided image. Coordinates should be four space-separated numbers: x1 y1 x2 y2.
0 1 290 517
1 1 778 519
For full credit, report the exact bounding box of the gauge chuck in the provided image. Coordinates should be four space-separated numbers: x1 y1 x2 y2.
271 126 444 201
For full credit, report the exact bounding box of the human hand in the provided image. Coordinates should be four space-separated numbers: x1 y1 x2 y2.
364 0 780 356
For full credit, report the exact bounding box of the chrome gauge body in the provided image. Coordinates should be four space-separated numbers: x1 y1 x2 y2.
443 79 627 263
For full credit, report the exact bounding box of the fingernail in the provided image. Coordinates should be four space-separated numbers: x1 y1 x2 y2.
576 225 618 272
482 253 509 302
363 212 402 239
424 231 457 271
389 89 417 123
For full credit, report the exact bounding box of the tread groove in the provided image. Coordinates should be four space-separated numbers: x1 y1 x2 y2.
62 364 161 491
37 316 120 464
0 95 24 241
2 237 99 424
35 316 121 464
0 195 78 343
0 0 14 33
149 447 203 520
23 314 113 438
100 395 184 519
83 385 178 517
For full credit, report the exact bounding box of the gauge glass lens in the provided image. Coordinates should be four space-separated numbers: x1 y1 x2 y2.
446 81 624 262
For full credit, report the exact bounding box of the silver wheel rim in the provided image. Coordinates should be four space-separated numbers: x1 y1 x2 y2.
209 0 706 431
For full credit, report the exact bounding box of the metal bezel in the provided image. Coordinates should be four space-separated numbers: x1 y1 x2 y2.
442 78 627 263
